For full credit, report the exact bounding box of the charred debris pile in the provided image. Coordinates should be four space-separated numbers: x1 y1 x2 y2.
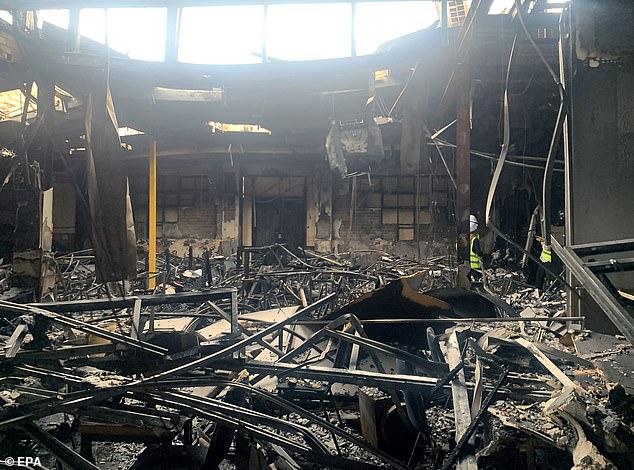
0 245 632 470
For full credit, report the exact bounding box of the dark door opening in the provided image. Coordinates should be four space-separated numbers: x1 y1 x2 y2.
254 197 305 250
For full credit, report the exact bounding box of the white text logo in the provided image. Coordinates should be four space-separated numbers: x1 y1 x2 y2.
0 457 42 467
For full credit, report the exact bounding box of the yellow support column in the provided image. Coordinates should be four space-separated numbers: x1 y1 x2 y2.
148 140 157 290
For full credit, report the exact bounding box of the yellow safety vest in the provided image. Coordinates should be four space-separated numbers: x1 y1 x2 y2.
540 246 552 263
470 234 481 269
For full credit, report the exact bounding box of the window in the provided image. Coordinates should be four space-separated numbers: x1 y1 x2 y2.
0 10 12 25
38 9 68 29
209 121 271 135
179 6 264 64
79 8 166 61
488 0 514 14
79 8 106 44
107 8 167 61
0 88 36 120
380 176 417 240
41 1 445 64
361 175 440 241
266 3 351 61
354 1 437 56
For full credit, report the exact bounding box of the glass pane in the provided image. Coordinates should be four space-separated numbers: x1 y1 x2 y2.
489 0 514 14
0 11 11 25
179 6 264 64
38 9 69 29
355 1 437 56
79 8 106 44
266 3 351 61
107 8 167 61
79 8 166 61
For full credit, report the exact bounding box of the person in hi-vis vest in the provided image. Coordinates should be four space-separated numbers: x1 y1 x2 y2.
469 214 483 282
535 235 552 289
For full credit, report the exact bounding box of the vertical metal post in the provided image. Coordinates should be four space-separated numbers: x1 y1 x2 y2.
442 0 449 44
244 249 251 276
456 63 471 262
37 77 55 190
183 419 193 446
231 288 240 358
521 205 540 268
560 8 577 322
203 249 211 287
561 8 573 247
261 4 268 62
131 298 142 339
231 288 238 337
165 7 180 62
165 248 171 282
351 0 357 57
329 172 334 250
148 140 157 290
238 175 244 252
66 8 80 53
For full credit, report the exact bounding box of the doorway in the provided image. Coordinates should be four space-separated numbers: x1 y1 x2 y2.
254 197 305 250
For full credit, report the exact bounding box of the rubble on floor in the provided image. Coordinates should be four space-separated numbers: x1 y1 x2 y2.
0 246 632 469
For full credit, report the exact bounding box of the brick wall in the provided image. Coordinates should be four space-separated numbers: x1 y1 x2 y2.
0 31 21 62
125 155 455 259
333 202 396 242
313 172 455 258
128 161 238 257
161 206 216 239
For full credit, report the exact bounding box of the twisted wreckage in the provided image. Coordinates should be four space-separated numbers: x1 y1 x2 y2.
0 247 632 469
1 0 634 469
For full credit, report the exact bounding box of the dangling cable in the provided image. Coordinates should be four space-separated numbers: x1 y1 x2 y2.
514 0 568 248
483 30 572 290
485 34 516 225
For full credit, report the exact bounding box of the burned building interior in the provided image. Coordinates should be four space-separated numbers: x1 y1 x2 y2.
0 0 633 468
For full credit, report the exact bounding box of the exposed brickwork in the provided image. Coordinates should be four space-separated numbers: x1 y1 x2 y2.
332 201 397 242
181 206 216 238
125 157 454 259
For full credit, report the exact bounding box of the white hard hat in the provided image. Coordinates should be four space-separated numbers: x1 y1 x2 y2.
469 214 478 233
